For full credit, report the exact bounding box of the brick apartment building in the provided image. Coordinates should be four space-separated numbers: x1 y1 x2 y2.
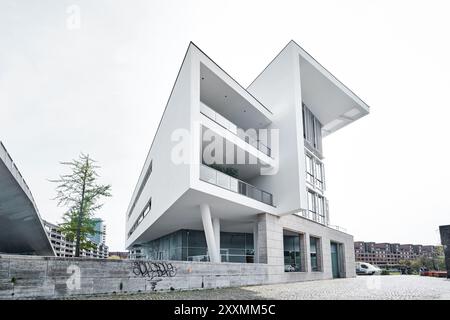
354 241 438 267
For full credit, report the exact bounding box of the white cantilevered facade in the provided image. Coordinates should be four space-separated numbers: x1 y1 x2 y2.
125 41 369 280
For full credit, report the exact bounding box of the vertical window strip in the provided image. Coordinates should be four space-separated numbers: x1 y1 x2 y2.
128 160 153 219
302 103 323 155
310 236 323 272
305 151 325 191
306 189 327 225
128 197 152 238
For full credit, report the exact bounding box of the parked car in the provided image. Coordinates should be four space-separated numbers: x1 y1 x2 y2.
356 262 382 275
419 267 429 276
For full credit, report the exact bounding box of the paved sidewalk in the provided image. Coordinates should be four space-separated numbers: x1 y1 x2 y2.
68 275 450 300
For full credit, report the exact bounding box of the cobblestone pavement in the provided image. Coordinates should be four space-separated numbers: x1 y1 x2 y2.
69 276 450 300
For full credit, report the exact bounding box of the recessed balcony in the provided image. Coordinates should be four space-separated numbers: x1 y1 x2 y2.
199 164 273 206
200 102 271 157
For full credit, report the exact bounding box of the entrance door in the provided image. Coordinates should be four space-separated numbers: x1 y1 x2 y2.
330 242 340 278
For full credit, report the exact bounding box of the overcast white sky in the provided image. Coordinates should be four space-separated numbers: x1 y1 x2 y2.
1 0 449 251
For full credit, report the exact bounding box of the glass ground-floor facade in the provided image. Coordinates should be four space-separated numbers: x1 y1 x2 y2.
133 229 254 263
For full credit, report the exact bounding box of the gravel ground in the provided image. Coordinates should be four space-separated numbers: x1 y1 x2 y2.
66 275 450 300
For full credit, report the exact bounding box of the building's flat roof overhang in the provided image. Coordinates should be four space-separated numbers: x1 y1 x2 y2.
294 41 370 136
248 40 370 137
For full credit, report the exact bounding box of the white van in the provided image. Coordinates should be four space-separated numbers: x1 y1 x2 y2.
356 262 382 275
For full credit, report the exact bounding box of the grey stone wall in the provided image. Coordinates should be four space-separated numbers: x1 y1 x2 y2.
0 255 278 299
0 215 355 299
281 214 356 279
256 212 356 283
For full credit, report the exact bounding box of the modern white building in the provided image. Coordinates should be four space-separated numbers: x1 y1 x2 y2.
125 41 369 280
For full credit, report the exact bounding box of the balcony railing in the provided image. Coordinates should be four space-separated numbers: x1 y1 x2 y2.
200 102 272 157
301 210 327 225
200 164 273 206
187 247 255 263
0 141 38 209
299 206 347 233
328 225 348 233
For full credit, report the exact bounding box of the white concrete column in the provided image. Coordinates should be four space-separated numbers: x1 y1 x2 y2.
200 204 220 263
253 222 259 263
212 217 221 262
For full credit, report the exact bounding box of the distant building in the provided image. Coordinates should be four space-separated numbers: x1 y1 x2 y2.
439 225 450 278
89 218 106 245
43 220 108 259
354 241 440 267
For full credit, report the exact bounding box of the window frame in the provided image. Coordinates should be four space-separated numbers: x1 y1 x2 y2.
283 231 307 273
305 150 325 192
302 103 323 155
128 197 153 238
128 159 153 219
307 189 327 225
309 236 323 272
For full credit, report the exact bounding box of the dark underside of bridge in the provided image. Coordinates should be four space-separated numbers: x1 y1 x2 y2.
0 160 54 256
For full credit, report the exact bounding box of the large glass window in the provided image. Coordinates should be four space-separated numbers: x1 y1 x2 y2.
139 230 254 263
307 190 326 224
283 232 306 272
128 198 152 238
305 152 325 191
305 154 314 185
128 159 153 219
310 236 322 271
302 104 323 155
143 198 151 217
307 190 316 220
186 230 208 261
314 161 324 190
221 233 251 263
317 195 325 224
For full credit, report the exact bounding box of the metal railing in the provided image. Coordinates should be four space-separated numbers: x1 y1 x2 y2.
188 247 255 263
301 210 327 225
299 209 347 233
0 141 37 207
328 225 348 233
188 254 255 263
200 164 273 206
200 102 272 157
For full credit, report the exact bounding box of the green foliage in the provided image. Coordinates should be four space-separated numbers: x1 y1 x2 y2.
398 259 411 267
381 269 390 275
399 249 446 272
59 209 98 251
51 153 111 256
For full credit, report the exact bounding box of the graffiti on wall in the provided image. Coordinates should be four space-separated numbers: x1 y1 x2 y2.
132 261 177 280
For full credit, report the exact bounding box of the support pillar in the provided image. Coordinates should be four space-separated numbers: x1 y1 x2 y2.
253 222 259 263
200 204 220 263
212 217 221 262
255 213 283 265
